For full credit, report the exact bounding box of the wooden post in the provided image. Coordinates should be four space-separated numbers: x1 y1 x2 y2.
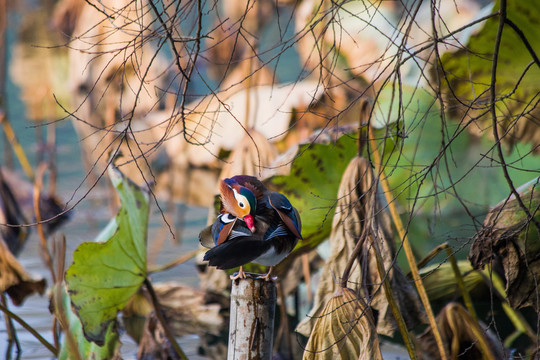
228 277 276 360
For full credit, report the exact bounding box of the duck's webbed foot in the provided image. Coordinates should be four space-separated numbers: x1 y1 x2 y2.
230 266 247 280
257 266 277 282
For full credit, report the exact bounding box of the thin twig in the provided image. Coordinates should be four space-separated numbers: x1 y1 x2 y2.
503 18 540 69
147 0 188 81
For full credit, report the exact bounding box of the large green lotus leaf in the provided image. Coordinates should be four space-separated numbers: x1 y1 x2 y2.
56 283 121 360
265 130 358 253
374 85 458 211
441 0 540 146
374 84 538 254
65 165 149 345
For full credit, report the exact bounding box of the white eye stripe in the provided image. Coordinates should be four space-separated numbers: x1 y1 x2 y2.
220 213 236 223
232 189 249 209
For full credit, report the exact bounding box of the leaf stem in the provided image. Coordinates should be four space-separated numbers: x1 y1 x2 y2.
143 277 188 360
368 125 449 360
33 162 56 283
0 301 58 357
148 249 199 274
0 112 34 181
370 230 418 359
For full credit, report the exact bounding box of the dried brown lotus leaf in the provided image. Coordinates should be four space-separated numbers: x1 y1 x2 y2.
297 156 425 337
297 156 368 336
303 287 382 360
417 302 507 360
469 178 540 309
0 238 46 306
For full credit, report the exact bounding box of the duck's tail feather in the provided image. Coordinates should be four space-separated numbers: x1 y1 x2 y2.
203 238 270 270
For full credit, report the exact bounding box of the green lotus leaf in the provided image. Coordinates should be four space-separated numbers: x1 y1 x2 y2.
440 0 540 148
265 129 358 255
56 283 121 359
374 84 538 253
65 165 149 345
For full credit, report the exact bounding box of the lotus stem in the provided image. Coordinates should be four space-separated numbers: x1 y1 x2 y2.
148 248 199 274
371 232 418 359
481 269 536 342
1 293 20 355
0 112 34 181
368 125 449 360
0 300 58 357
444 246 477 321
415 243 478 322
143 278 188 360
33 162 56 283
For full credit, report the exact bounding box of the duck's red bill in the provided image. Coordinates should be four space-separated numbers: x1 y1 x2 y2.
244 214 255 233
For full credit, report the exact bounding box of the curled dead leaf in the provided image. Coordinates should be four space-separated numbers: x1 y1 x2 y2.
303 287 382 360
0 168 30 255
417 302 507 360
297 156 425 338
137 312 181 360
0 238 46 306
469 178 540 310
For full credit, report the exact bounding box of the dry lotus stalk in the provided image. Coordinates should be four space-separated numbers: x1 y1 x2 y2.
1 165 46 307
297 156 425 337
303 287 382 360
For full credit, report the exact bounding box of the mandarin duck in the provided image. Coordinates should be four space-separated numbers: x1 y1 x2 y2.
199 175 302 280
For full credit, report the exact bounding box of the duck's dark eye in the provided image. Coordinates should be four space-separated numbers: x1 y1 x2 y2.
239 202 245 208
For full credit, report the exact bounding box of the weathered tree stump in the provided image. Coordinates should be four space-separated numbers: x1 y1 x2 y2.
228 276 276 360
